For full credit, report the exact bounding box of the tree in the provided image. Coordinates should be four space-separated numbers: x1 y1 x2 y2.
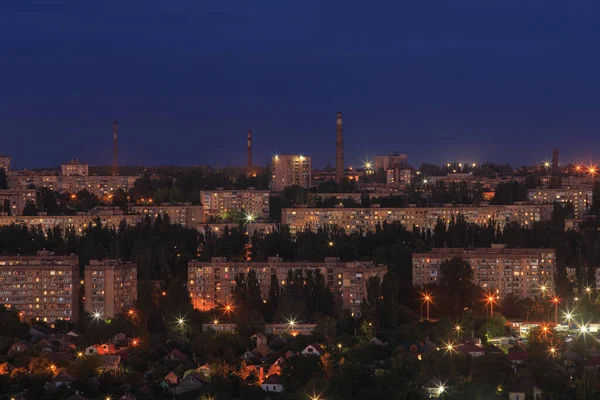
2 199 10 216
0 168 7 189
434 257 483 316
265 273 280 321
22 200 38 216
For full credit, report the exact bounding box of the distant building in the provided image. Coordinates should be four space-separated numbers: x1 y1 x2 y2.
84 260 137 318
200 189 270 221
386 168 412 188
412 245 556 299
281 204 553 234
199 222 276 237
374 154 408 171
0 213 142 234
188 257 386 316
0 155 10 172
61 160 89 177
270 154 311 191
130 204 204 229
61 175 138 197
0 251 79 322
0 189 36 215
527 189 592 218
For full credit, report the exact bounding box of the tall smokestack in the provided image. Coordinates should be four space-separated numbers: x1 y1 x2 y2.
335 112 344 184
247 129 252 176
552 148 559 171
113 121 118 175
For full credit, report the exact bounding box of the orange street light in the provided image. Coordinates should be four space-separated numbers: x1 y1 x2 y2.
552 297 560 325
486 295 496 317
421 292 433 321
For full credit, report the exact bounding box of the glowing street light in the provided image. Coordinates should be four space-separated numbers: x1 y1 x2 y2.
438 384 446 395
443 340 457 355
422 178 429 185
422 292 432 321
92 311 103 321
551 297 560 325
177 317 186 326
288 318 297 328
563 310 574 325
543 161 551 168
309 393 321 400
337 343 342 350
245 213 255 223
548 346 557 357
77 351 83 358
455 324 462 337
486 295 496 317
328 241 334 247
585 287 592 297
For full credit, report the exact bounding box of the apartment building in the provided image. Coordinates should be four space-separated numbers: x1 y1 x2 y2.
527 189 592 218
281 204 553 233
0 214 142 234
200 189 270 221
61 159 89 176
386 168 412 188
188 257 386 316
374 154 408 171
130 204 204 229
7 171 139 198
84 260 137 318
270 154 312 192
412 245 556 299
0 251 79 322
8 172 60 191
0 189 36 215
0 155 10 171
61 175 139 197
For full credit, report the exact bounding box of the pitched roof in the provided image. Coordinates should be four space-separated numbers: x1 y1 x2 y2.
52 369 75 382
252 343 274 358
459 344 485 354
263 374 282 385
164 349 188 361
306 343 325 354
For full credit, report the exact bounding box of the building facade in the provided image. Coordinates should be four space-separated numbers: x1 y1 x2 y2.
0 251 79 322
412 245 556 299
188 257 386 316
200 190 270 221
527 189 592 218
130 204 204 229
0 214 142 234
374 154 408 171
270 154 312 192
84 260 137 318
61 160 89 176
0 155 10 171
281 204 553 234
0 189 36 215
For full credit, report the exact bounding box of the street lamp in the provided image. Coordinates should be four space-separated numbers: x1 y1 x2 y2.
421 292 432 321
551 297 560 325
245 213 255 223
455 324 462 337
486 295 496 317
585 287 592 297
548 346 557 357
443 340 456 355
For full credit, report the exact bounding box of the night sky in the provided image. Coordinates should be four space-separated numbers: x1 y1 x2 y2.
3 1 600 169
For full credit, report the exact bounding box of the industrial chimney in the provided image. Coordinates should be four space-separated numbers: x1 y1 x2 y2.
247 129 252 176
552 148 559 171
113 121 118 175
335 112 344 184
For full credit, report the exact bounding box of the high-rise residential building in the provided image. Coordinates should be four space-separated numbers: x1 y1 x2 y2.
270 154 312 192
0 213 142 234
84 260 137 318
130 204 205 229
386 168 412 188
0 189 36 215
61 175 139 197
412 245 556 299
188 257 386 316
0 251 79 323
374 153 408 172
200 189 270 221
61 159 89 177
281 204 553 234
527 189 592 218
0 155 10 172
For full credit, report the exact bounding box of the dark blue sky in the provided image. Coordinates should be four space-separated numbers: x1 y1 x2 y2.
3 1 600 169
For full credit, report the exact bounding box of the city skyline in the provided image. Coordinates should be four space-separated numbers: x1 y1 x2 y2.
3 2 600 168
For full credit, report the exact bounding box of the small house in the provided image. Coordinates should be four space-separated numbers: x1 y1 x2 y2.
301 344 325 357
262 374 284 393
